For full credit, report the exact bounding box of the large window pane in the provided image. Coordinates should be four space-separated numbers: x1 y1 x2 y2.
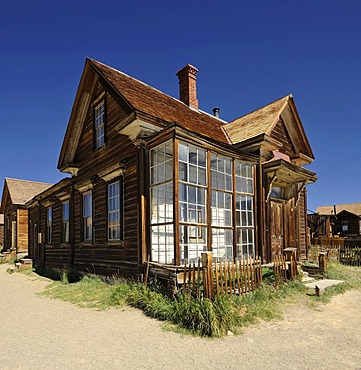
179 225 207 262
150 140 174 263
236 229 254 258
212 228 233 260
235 160 255 259
151 225 174 264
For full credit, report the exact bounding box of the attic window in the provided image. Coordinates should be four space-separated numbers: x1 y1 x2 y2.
94 101 106 149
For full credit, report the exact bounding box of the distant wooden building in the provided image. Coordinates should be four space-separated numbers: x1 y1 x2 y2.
27 58 316 276
0 178 52 254
310 203 361 238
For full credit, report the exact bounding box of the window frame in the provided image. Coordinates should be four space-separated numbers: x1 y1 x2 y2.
94 99 106 150
62 201 70 243
107 179 123 241
46 207 52 244
148 137 257 265
83 191 93 241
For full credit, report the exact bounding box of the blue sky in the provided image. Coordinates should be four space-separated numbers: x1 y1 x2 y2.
1 0 361 211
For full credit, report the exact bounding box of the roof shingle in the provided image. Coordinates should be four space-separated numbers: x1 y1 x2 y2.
224 95 290 144
316 203 361 216
90 59 230 144
5 178 53 205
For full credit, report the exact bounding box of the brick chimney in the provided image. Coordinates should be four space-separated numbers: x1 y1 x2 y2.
176 64 199 110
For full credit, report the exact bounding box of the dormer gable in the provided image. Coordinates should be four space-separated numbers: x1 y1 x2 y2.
224 95 314 165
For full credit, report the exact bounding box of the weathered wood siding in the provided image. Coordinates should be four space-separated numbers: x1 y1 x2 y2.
334 212 360 236
270 119 295 156
28 206 39 259
17 208 29 253
297 189 307 258
2 192 28 253
71 84 140 277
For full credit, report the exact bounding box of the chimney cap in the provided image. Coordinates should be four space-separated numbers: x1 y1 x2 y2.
212 107 220 118
176 64 198 78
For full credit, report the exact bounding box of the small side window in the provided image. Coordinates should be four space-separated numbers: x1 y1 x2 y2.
46 208 52 244
62 202 70 243
83 192 93 241
94 101 106 149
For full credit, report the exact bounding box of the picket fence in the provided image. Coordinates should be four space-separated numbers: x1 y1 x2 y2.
144 252 297 301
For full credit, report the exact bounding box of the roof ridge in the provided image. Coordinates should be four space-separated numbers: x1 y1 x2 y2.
318 202 361 207
5 177 53 185
89 58 227 130
229 94 291 124
90 59 208 114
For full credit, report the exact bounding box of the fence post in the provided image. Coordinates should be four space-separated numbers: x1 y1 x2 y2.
319 252 327 272
201 252 213 300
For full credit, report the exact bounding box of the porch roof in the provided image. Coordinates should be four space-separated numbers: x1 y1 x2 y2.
263 159 317 187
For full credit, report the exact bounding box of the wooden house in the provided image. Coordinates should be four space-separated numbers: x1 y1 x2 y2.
311 203 361 238
0 178 52 254
27 58 316 276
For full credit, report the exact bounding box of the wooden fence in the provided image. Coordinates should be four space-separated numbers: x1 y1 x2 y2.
273 255 297 286
339 248 361 266
202 253 263 300
145 252 299 301
309 245 361 267
312 237 344 248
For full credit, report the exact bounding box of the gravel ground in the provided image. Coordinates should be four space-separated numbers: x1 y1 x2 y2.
1 263 361 370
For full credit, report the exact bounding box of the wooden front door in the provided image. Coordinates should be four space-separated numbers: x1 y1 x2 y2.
270 200 284 256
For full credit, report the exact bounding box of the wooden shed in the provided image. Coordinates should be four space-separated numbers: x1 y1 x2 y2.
311 203 361 238
27 58 316 276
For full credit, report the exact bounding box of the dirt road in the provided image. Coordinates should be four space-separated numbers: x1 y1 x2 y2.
1 263 360 369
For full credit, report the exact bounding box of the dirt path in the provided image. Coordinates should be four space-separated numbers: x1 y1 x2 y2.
1 263 361 370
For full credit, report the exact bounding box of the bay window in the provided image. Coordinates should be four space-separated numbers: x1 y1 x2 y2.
149 138 256 264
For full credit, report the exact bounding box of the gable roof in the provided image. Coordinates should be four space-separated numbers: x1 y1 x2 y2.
316 202 361 216
225 96 289 143
58 59 231 170
58 58 315 171
224 94 314 159
90 59 229 143
1 178 53 207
